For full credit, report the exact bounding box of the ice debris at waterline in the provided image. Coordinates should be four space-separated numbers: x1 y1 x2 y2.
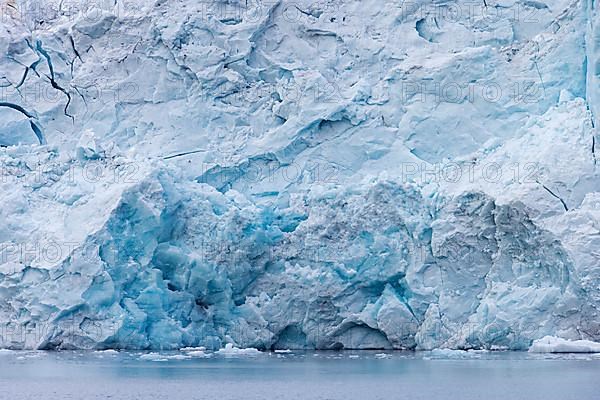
216 344 261 357
529 336 600 353
0 0 598 350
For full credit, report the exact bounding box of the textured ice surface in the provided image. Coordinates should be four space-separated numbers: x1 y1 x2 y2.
529 336 600 353
0 0 598 350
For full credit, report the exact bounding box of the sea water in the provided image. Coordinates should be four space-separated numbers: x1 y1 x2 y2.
0 350 598 399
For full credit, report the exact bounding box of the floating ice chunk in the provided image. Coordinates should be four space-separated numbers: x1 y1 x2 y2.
139 353 167 361
24 352 44 358
187 351 209 358
94 349 118 355
428 349 468 358
529 336 600 353
274 349 292 353
180 347 206 352
374 353 391 359
165 354 190 360
139 353 191 361
427 349 487 359
215 344 261 357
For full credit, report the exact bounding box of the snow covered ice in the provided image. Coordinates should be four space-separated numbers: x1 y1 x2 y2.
0 0 598 351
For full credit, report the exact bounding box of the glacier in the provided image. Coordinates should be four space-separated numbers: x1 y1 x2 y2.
0 0 598 350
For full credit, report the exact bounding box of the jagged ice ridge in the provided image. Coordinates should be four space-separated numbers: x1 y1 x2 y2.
0 0 598 350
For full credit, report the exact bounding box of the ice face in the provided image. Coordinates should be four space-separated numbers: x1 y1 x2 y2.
0 0 598 350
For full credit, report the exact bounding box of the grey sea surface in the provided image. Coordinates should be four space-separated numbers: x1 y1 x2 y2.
0 350 598 399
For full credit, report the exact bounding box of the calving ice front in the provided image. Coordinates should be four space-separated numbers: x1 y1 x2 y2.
0 0 598 351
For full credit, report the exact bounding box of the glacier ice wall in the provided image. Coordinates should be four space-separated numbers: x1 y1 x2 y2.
0 0 598 349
